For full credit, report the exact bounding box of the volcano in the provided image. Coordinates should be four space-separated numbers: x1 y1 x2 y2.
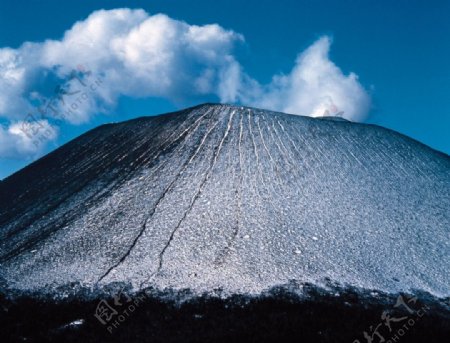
0 104 449 342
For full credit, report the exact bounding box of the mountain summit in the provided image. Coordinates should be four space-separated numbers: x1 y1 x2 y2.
0 104 448 297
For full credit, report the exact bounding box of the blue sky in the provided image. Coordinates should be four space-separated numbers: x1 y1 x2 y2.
0 0 449 179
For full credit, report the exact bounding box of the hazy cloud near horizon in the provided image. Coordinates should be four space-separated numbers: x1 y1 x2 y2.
0 8 370 159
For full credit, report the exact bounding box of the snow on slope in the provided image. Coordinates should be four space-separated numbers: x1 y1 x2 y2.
0 104 448 297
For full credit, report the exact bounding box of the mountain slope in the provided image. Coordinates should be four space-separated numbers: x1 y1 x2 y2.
0 103 449 297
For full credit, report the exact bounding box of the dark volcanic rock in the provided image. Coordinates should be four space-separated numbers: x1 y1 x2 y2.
1 286 449 343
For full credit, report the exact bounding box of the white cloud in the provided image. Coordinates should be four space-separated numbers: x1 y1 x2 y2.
0 120 57 158
0 8 370 159
239 36 370 121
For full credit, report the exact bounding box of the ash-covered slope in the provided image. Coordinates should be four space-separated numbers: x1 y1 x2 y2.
0 104 449 297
